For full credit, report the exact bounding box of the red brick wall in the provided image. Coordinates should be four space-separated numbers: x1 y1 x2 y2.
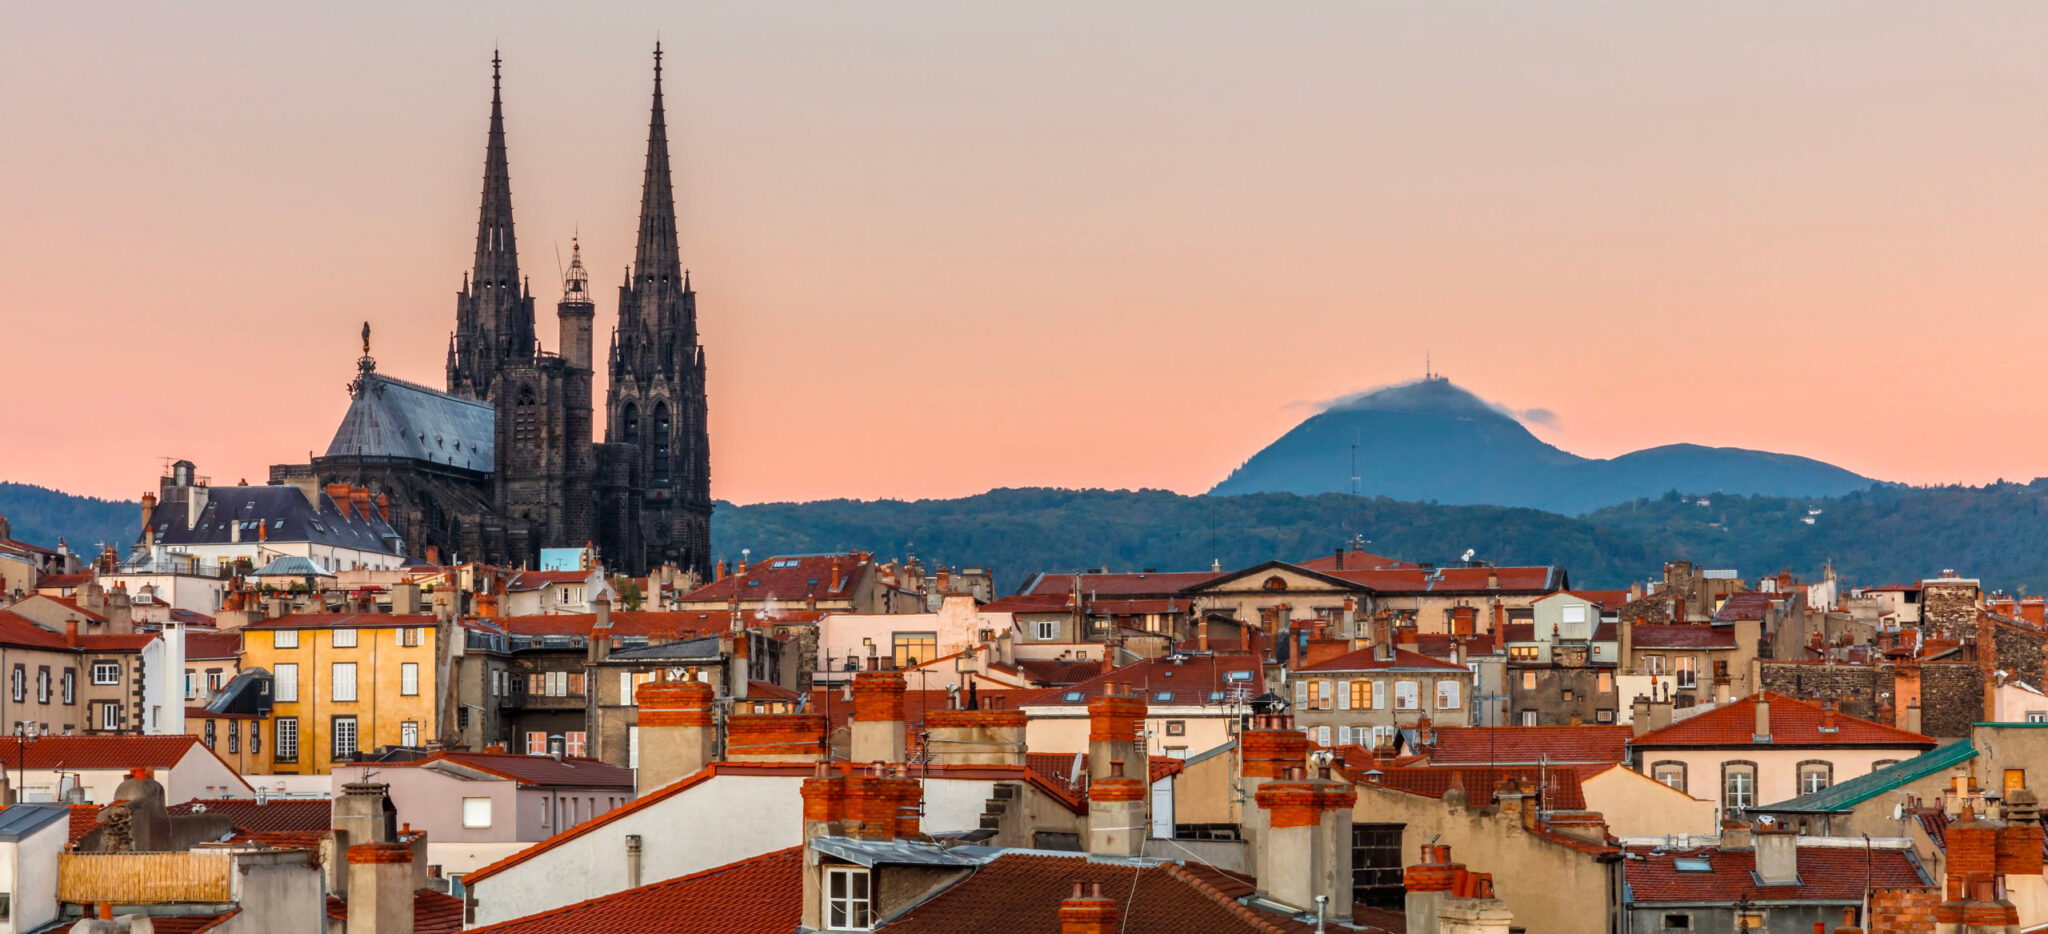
1867 886 1937 934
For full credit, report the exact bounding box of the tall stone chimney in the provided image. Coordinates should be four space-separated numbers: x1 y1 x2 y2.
332 782 397 849
1752 824 1799 886
1752 694 1772 743
1086 688 1146 784
849 670 908 764
635 680 716 795
347 842 415 934
1254 765 1356 921
1238 715 1310 866
1085 760 1147 857
922 709 1026 766
391 583 422 615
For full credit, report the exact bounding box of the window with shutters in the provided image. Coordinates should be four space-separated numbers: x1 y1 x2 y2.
331 663 357 702
400 663 419 697
332 629 357 649
273 630 298 649
226 721 239 754
1316 726 1332 747
1350 681 1372 709
1436 680 1461 710
274 664 298 702
1394 681 1419 710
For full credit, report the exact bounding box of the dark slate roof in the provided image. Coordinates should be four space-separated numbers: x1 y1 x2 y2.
324 372 495 472
0 804 70 841
607 635 725 661
140 484 403 556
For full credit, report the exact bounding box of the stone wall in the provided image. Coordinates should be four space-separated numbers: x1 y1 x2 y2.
1918 664 1985 739
1867 885 1938 934
1921 581 1981 642
1995 622 2047 688
1757 662 1982 738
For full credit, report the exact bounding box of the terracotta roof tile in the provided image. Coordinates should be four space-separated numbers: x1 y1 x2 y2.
1296 646 1467 673
1296 551 1421 572
1425 725 1634 766
505 570 591 593
1624 844 1928 903
883 851 1326 933
144 910 240 933
1344 763 1588 810
0 734 216 771
1712 592 1775 622
680 554 871 604
1629 623 1736 649
241 612 437 631
1012 658 1107 686
396 750 634 788
169 798 331 833
328 890 465 934
1629 693 1937 749
1021 571 1221 598
469 847 802 934
184 631 242 659
1328 565 1557 594
1021 654 1265 705
499 609 819 638
67 804 101 843
0 611 74 650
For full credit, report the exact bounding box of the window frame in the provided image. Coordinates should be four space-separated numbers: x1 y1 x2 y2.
274 717 297 763
824 866 873 931
1796 759 1833 796
1350 680 1372 710
1722 760 1758 812
1650 760 1688 793
461 796 492 829
97 702 120 731
331 715 358 760
400 721 420 747
1394 680 1420 710
332 628 357 649
400 662 419 697
273 663 299 703
1033 620 1057 641
331 662 358 703
90 661 120 686
1436 679 1461 711
273 630 299 649
35 667 49 705
61 669 74 705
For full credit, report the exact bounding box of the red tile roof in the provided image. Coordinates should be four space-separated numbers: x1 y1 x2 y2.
396 750 634 788
77 633 156 652
1296 646 1467 672
1021 571 1222 598
0 734 220 771
1629 623 1736 649
1576 589 1634 611
1344 763 1589 810
804 688 1028 737
745 680 800 701
67 803 102 843
1712 592 1775 622
1022 753 1187 808
1021 654 1265 705
144 910 241 934
499 609 819 638
169 798 331 833
680 554 871 604
36 595 106 622
982 593 1077 614
1624 844 1929 903
1424 725 1635 766
1087 598 1190 615
35 573 91 590
0 611 74 650
241 613 437 631
184 631 242 659
470 846 801 934
881 851 1326 933
1328 565 1559 594
1012 658 1107 686
1629 693 1937 749
1297 551 1421 572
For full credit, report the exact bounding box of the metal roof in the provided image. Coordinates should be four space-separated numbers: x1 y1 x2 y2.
810 836 983 868
608 635 725 661
138 485 403 557
251 555 331 578
0 804 69 842
1756 740 1977 814
324 372 495 471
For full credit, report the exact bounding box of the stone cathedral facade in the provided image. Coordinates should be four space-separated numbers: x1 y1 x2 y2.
275 49 713 576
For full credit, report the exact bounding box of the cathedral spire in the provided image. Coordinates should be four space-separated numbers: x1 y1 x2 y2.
629 42 684 325
474 49 521 301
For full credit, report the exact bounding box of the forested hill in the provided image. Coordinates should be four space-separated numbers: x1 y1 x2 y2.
0 483 136 555
714 482 2048 595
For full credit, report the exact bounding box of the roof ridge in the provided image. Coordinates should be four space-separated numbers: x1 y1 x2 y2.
1159 862 1295 934
468 846 801 933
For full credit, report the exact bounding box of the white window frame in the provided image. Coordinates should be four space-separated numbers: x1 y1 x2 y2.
527 732 548 755
333 716 358 758
90 662 119 686
98 702 120 731
1394 680 1420 710
565 731 587 757
400 663 419 697
1316 725 1332 747
1437 680 1461 710
61 670 74 705
331 663 357 703
1034 620 1057 641
1674 656 1698 689
400 721 420 747
825 866 873 931
275 718 298 762
461 796 492 829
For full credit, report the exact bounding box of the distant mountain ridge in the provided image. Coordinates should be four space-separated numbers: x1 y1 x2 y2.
0 483 136 556
1209 377 1876 514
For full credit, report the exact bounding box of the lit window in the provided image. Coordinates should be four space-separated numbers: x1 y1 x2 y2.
891 633 937 669
1519 671 1536 691
825 866 872 930
565 732 587 757
1350 681 1373 709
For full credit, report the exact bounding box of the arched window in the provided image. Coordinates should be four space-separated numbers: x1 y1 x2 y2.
622 403 640 447
513 386 539 445
652 404 672 486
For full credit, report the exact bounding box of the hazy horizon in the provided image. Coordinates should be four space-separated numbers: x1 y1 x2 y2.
7 2 2048 503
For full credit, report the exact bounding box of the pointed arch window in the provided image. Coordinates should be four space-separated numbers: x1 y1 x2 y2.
652 403 672 486
513 385 540 444
622 403 641 447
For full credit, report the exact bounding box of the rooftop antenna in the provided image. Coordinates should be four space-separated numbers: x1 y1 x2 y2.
1425 350 1432 380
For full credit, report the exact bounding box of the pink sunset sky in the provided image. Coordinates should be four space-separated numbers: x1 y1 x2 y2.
5 2 2047 505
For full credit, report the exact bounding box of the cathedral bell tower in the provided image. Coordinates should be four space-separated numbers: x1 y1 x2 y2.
448 50 537 400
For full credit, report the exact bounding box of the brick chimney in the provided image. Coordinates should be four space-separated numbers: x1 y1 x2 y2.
1254 765 1355 922
1086 760 1147 857
347 842 415 934
1059 882 1118 934
799 762 923 930
635 680 715 795
724 712 827 763
1086 687 1147 785
849 670 908 763
1238 715 1310 861
922 709 1026 766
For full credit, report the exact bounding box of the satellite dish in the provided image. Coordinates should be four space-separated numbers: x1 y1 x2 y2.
1461 549 1476 562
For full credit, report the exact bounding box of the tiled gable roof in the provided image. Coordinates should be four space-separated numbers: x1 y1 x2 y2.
1343 762 1590 810
494 610 805 639
1629 622 1736 649
881 851 1327 933
679 554 871 604
184 631 242 659
1296 551 1420 572
1624 844 1929 903
1296 646 1467 673
0 610 74 650
0 734 211 770
168 798 332 833
1328 565 1558 594
1020 571 1221 598
145 911 241 934
1628 692 1936 749
407 750 635 788
1424 725 1634 765
1012 658 1107 686
505 570 591 592
468 847 802 934
241 613 437 631
1712 591 1774 622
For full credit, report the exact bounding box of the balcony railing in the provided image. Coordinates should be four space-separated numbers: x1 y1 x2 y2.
60 851 232 904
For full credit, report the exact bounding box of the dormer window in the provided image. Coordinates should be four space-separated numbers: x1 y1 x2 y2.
824 866 872 930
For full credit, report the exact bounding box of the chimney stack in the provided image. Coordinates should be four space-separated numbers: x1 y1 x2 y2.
1238 715 1310 862
1753 694 1772 743
635 680 715 794
799 762 923 931
849 670 909 764
1753 824 1799 885
347 842 415 934
1254 765 1356 922
1085 688 1147 785
1059 882 1118 934
1086 760 1147 857
922 709 1026 766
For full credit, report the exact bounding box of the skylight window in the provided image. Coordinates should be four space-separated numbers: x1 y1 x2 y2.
1063 691 1084 702
1208 691 1225 702
1225 671 1254 682
1672 858 1713 873
771 559 799 569
1155 691 1175 702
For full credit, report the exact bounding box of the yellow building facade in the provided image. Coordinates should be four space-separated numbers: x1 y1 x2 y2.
239 613 440 774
